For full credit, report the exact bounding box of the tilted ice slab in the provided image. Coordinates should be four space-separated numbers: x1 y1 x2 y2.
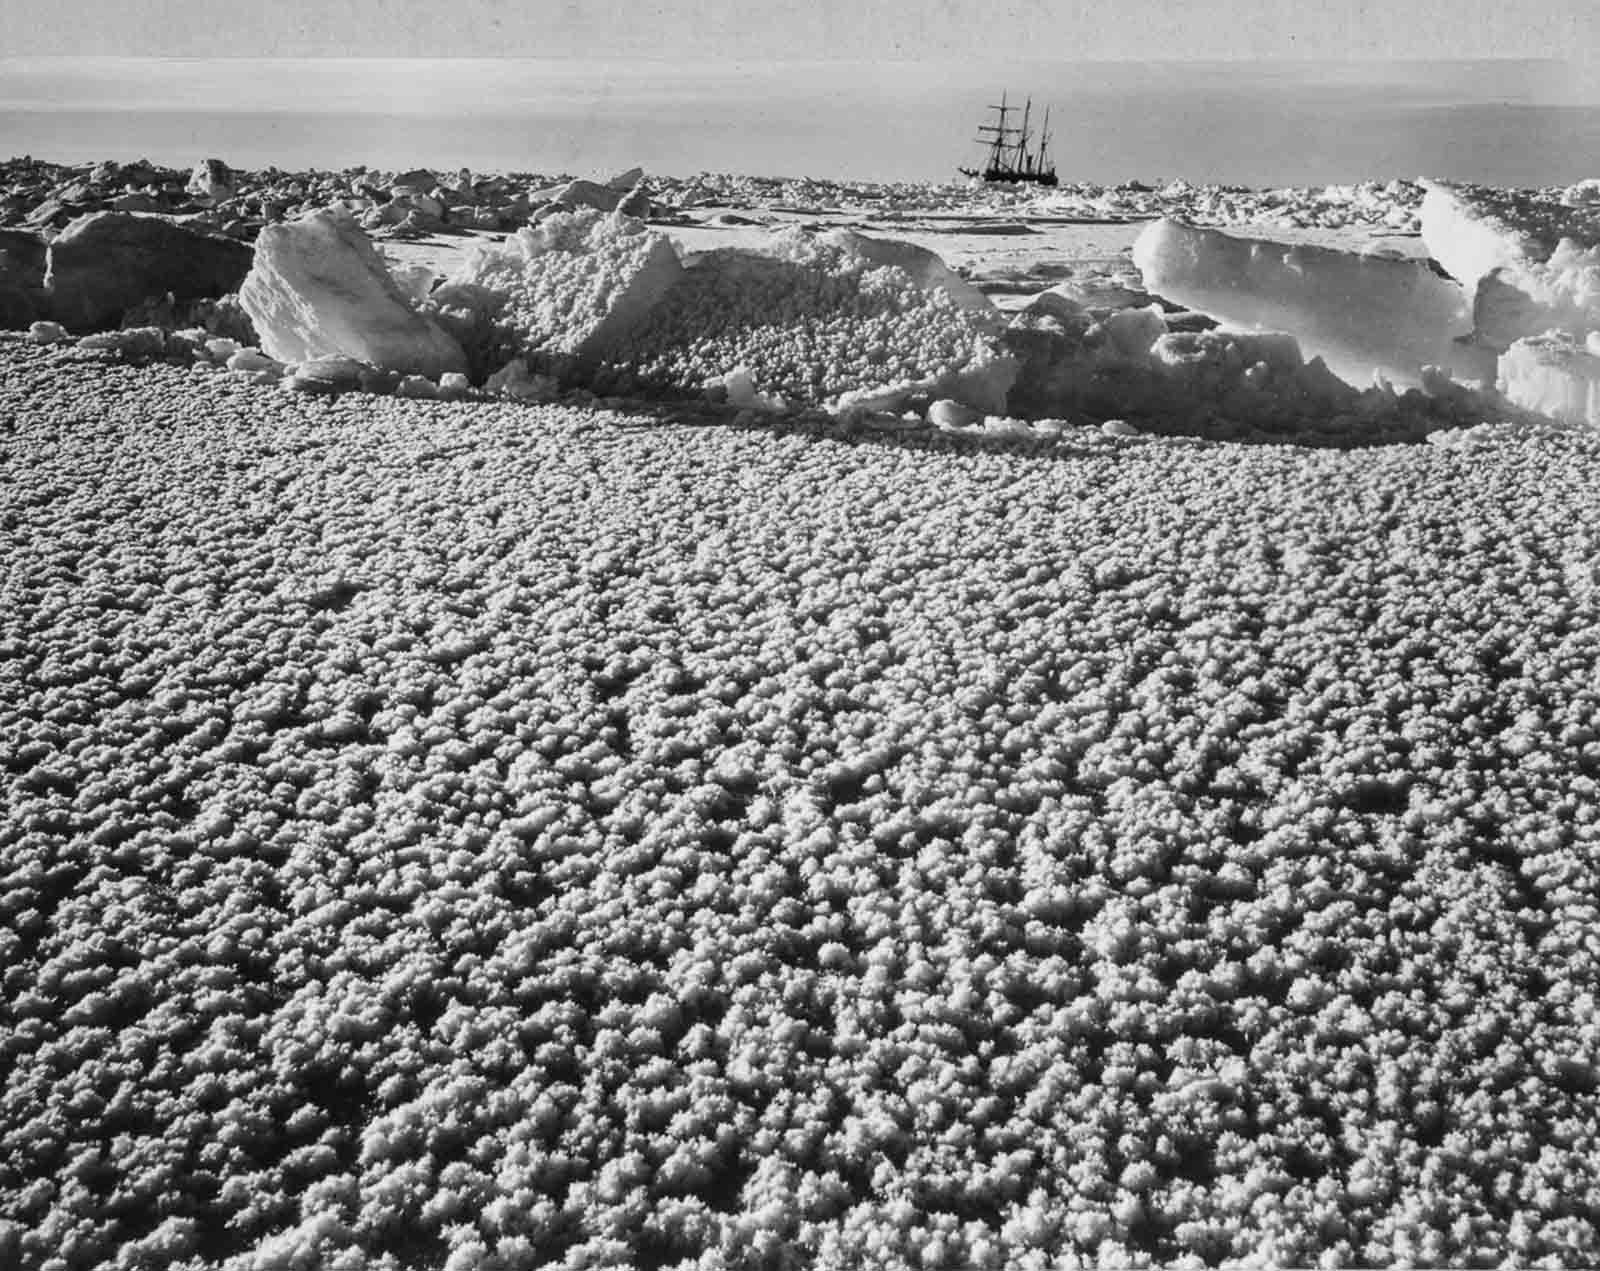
1419 180 1600 292
1133 218 1481 389
1499 332 1600 427
1421 181 1600 353
239 209 467 378
1420 182 1562 292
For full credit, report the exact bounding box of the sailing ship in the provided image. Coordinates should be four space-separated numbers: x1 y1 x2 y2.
959 91 1058 187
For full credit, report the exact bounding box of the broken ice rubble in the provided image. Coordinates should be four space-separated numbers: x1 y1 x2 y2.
1132 218 1486 389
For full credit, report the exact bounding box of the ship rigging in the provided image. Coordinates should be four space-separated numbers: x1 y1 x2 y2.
959 91 1058 187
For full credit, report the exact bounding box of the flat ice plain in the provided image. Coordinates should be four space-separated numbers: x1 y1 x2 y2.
4 168 1600 1268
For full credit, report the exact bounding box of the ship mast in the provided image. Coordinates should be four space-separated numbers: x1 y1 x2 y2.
1036 104 1053 179
974 90 1017 174
1014 97 1033 177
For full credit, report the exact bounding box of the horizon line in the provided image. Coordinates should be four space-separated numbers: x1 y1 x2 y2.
0 53 1584 67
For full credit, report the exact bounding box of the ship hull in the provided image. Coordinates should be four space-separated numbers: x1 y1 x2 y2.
959 166 1060 187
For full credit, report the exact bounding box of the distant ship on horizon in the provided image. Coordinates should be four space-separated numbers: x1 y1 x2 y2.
959 92 1058 187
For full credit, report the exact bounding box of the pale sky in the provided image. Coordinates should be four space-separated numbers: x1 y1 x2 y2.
4 0 1596 61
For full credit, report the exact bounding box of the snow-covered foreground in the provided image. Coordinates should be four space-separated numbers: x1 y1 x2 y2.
4 343 1600 1270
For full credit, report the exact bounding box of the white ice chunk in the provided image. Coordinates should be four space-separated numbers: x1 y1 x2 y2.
485 358 558 402
926 399 983 429
1101 305 1168 361
239 209 467 378
186 157 235 203
438 372 473 400
1498 333 1600 426
27 320 69 344
719 366 787 413
531 179 626 213
1132 218 1478 388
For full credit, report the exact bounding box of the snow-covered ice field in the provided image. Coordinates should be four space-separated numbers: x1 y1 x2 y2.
4 334 1600 1268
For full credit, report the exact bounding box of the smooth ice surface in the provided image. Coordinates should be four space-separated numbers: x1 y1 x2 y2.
239 209 467 377
1499 333 1600 427
1133 218 1480 388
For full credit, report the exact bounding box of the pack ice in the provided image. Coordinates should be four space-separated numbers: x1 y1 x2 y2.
1132 218 1484 389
